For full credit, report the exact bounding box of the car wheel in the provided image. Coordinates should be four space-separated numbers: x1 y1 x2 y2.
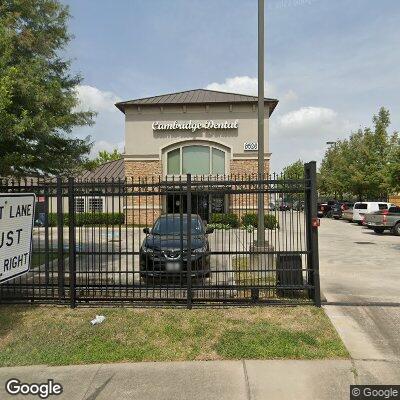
333 216 339 220
392 222 400 236
373 227 385 234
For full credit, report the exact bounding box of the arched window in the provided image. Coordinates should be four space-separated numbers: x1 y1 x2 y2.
166 145 226 175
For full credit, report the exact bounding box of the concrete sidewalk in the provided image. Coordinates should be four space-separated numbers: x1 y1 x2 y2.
1 359 395 400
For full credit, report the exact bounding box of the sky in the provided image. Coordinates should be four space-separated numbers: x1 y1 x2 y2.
63 0 400 172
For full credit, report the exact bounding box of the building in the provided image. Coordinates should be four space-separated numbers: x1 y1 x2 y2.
116 88 277 179
83 88 278 223
389 194 400 206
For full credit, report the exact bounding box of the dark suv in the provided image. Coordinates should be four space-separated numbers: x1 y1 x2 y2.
318 200 339 218
140 214 213 282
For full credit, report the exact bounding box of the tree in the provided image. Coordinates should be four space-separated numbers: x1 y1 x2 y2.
85 149 122 170
319 138 354 199
279 159 305 203
0 0 95 177
318 107 399 200
387 133 400 192
282 159 304 179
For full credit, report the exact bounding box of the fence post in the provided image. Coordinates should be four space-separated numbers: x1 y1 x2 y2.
186 174 192 309
304 162 321 306
68 177 76 308
57 177 65 300
44 186 50 285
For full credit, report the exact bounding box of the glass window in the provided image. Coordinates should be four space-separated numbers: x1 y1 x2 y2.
211 194 225 213
212 148 225 174
182 146 210 174
167 148 180 175
166 144 226 175
89 198 103 212
152 216 204 235
354 203 367 210
74 198 84 213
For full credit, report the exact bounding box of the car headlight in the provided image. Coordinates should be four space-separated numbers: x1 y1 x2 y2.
192 245 207 254
141 246 154 253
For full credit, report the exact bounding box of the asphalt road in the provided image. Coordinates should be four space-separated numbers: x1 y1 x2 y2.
319 218 400 382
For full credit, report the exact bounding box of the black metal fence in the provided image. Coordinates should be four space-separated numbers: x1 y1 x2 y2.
0 162 320 307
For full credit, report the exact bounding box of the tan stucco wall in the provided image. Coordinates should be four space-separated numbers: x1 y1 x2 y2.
123 103 270 170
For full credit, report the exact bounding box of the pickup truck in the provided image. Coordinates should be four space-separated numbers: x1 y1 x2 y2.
364 206 400 235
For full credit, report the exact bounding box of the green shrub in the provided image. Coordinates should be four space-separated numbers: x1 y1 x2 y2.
210 213 239 228
264 214 279 230
241 213 279 230
241 213 258 228
47 213 125 226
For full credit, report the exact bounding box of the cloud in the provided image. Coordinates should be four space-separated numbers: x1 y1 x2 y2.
74 85 121 112
281 89 298 102
269 106 355 172
205 76 297 108
90 139 125 157
276 106 337 135
71 85 125 158
206 76 276 97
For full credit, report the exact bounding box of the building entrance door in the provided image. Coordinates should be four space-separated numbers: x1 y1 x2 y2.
166 193 226 223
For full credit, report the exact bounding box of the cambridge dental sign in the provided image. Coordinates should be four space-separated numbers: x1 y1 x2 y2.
0 194 35 284
152 120 239 133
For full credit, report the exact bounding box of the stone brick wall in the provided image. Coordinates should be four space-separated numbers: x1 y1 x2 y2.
122 159 272 225
124 160 162 181
229 159 271 216
124 160 162 225
229 158 270 177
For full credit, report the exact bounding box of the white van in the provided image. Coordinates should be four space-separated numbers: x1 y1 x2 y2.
353 202 394 224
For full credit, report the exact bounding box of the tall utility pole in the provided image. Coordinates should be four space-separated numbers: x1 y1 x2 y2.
257 0 265 245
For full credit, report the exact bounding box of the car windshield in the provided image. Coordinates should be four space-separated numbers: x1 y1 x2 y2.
152 217 204 235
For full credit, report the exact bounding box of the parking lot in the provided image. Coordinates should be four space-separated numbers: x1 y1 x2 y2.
29 211 309 302
319 217 400 381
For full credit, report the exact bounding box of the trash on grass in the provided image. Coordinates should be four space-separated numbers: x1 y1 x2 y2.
90 315 106 326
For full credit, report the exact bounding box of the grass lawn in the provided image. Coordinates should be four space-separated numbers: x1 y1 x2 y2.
233 256 276 286
0 306 348 366
232 256 308 300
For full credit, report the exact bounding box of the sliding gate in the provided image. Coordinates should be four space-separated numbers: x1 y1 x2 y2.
0 162 320 307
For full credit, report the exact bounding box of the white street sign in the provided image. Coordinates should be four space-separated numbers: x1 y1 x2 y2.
0 194 36 284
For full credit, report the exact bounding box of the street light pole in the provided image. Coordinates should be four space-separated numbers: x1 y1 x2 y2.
257 0 265 245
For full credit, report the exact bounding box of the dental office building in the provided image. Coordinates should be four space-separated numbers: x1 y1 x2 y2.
85 89 278 222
